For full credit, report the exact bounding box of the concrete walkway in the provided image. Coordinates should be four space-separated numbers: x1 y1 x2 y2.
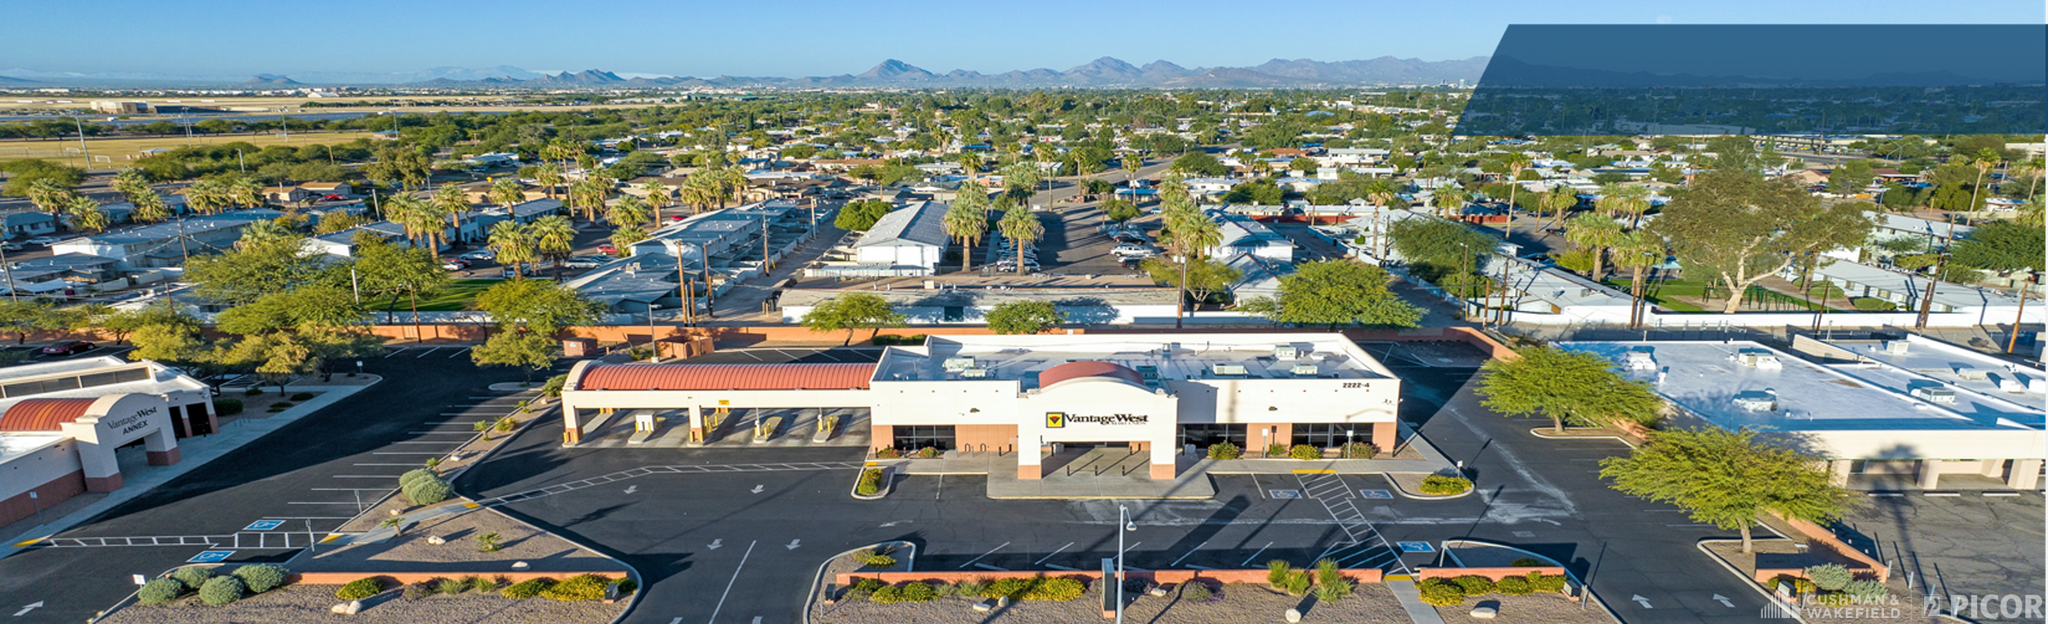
1385 579 1451 624
2 379 381 557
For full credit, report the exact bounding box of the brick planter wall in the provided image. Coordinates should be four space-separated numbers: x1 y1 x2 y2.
834 567 1382 587
290 571 628 586
1414 566 1567 581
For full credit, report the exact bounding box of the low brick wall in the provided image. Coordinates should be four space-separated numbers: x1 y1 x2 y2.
1771 513 1890 582
290 571 628 586
1414 566 1566 581
834 567 1382 587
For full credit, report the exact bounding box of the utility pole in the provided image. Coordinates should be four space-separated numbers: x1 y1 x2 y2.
1915 223 1958 331
74 117 92 171
0 243 17 300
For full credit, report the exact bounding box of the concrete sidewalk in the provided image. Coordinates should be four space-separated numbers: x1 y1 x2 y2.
2 379 380 557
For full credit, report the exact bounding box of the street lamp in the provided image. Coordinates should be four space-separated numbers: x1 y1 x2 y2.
1116 505 1137 624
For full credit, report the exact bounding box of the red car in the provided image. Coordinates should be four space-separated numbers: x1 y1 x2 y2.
41 340 94 356
597 244 618 255
323 193 347 201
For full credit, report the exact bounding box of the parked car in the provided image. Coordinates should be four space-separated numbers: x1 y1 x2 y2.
1111 244 1159 258
459 250 495 262
0 241 22 252
597 244 618 255
25 236 60 246
40 340 94 356
441 259 470 270
322 194 347 201
559 256 608 269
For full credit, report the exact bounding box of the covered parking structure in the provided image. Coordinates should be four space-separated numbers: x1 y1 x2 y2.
558 360 876 445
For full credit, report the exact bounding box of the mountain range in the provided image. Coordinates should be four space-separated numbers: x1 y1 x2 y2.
0 56 1490 89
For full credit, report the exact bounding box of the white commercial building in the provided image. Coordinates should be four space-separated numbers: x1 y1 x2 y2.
0 357 216 526
850 201 950 275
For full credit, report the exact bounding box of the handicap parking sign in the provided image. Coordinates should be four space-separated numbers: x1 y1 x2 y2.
187 550 235 563
243 520 285 531
1396 542 1434 553
1360 489 1394 499
1268 489 1302 499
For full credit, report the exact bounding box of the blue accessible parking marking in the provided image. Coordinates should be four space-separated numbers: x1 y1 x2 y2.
243 520 286 531
188 550 235 563
1396 542 1435 553
1360 489 1393 499
1268 489 1302 499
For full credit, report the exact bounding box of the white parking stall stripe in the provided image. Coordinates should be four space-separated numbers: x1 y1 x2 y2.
957 542 1010 569
352 463 420 467
1169 541 1208 567
447 347 472 358
415 347 440 358
371 452 448 455
390 441 465 445
382 348 407 358
287 501 362 505
333 475 401 478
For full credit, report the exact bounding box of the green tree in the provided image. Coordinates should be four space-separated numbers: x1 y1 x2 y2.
1562 214 1625 280
473 278 605 334
1477 345 1663 433
1100 198 1140 223
607 194 652 229
799 291 905 345
1600 428 1853 553
1170 152 1228 176
942 200 988 272
1141 257 1240 306
488 221 540 276
471 331 557 383
1949 220 2046 352
610 224 649 251
834 199 893 231
1650 171 1874 313
353 238 448 326
184 232 334 306
984 300 1064 334
490 178 527 211
996 203 1043 275
1236 260 1421 328
0 300 59 345
1158 198 1222 327
65 195 109 234
528 215 577 277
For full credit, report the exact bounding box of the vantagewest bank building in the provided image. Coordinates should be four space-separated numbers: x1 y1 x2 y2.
559 334 1402 479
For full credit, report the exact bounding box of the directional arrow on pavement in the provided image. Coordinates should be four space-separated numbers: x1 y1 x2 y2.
708 539 723 550
624 485 638 494
1631 595 1652 609
1712 594 1734 607
13 602 43 617
786 539 801 550
751 485 765 494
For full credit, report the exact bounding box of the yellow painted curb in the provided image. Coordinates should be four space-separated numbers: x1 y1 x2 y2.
12 537 43 548
462 503 480 509
1384 574 1413 581
319 534 342 543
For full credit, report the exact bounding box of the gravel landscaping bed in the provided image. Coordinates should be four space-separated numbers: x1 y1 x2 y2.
102 583 624 624
300 508 617 573
1702 541 1939 624
1434 594 1614 623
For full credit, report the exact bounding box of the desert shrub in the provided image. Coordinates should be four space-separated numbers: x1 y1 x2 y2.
398 468 438 490
1266 560 1293 587
1289 444 1323 460
872 582 938 604
136 578 186 605
214 399 243 415
244 387 263 396
930 582 957 597
1416 578 1467 606
916 446 939 458
1450 575 1496 595
1022 577 1087 601
500 578 555 599
170 567 215 588
231 564 289 594
844 577 884 601
1341 442 1376 459
464 576 498 593
1526 573 1568 594
1266 443 1287 458
1511 557 1544 567
854 468 886 495
981 578 1032 599
1792 577 1817 595
1180 581 1215 602
289 392 315 401
337 578 385 601
1805 564 1853 592
540 574 610 601
1206 441 1241 460
401 470 453 505
951 580 986 598
1420 474 1472 495
1312 559 1352 602
402 580 437 600
197 576 244 606
874 447 902 459
1496 574 1534 595
1843 579 1886 602
610 578 637 596
853 547 896 568
436 578 468 595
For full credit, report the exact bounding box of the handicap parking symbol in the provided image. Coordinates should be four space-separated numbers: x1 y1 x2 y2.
1268 489 1302 499
1396 542 1435 553
187 550 235 563
1360 489 1393 499
243 520 285 531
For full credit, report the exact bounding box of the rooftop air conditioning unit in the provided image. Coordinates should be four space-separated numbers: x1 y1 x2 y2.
1911 386 1958 404
1735 349 1783 370
1953 367 1988 380
1882 340 1911 355
1732 389 1778 412
942 356 976 372
1624 348 1657 372
1211 363 1248 376
1272 345 1300 360
959 367 988 378
1290 363 1319 376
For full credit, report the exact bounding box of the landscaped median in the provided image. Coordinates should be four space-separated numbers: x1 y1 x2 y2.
851 463 893 499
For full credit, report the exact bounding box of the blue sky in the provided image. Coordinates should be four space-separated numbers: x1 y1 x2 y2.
5 0 2043 77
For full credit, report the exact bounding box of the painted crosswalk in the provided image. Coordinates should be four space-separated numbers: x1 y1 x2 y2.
1295 473 1409 574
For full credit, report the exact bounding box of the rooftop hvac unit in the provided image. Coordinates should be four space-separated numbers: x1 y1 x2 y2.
958 367 988 378
1911 386 1958 404
2029 377 2046 393
1290 363 1319 376
1997 378 2025 393
1272 345 1300 360
1624 348 1657 371
942 356 977 372
1211 363 1248 376
1882 340 1911 355
1734 349 1783 370
1732 389 1778 412
1953 367 1988 380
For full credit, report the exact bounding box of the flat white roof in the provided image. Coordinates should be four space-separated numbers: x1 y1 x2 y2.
0 433 66 464
0 356 208 414
877 333 1393 388
1561 340 2042 434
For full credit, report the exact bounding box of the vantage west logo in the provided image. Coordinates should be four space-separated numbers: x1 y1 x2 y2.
1047 412 1149 427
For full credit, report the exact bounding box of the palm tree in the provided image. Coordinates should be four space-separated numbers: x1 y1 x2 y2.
958 151 983 177
1610 229 1668 327
1498 152 1533 240
65 196 108 234
1122 152 1142 187
996 203 1042 275
25 178 74 215
110 169 151 203
943 200 988 272
384 194 445 257
711 165 747 209
1965 148 2001 223
1597 184 1653 229
1564 214 1626 280
183 179 229 215
487 221 539 276
679 177 718 215
610 224 650 250
430 183 472 240
534 163 564 200
568 178 612 222
1430 186 1469 218
608 195 651 229
1160 201 1222 328
489 178 526 211
640 181 674 224
131 190 172 223
1538 185 1579 232
529 215 576 278
224 176 261 208
237 218 296 248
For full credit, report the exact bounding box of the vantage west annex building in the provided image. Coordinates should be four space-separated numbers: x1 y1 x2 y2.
558 334 1402 480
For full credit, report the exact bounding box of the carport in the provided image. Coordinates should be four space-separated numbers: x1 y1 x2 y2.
558 360 878 445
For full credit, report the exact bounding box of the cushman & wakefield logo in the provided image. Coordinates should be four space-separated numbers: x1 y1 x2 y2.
1045 412 1147 428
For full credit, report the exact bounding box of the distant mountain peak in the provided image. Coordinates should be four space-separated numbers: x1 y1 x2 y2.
859 59 935 80
245 74 300 85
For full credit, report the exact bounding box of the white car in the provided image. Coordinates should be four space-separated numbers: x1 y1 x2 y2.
25 237 61 246
460 250 496 262
1111 244 1159 258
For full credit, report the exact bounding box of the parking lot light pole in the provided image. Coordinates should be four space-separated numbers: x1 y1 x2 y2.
1117 505 1136 624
